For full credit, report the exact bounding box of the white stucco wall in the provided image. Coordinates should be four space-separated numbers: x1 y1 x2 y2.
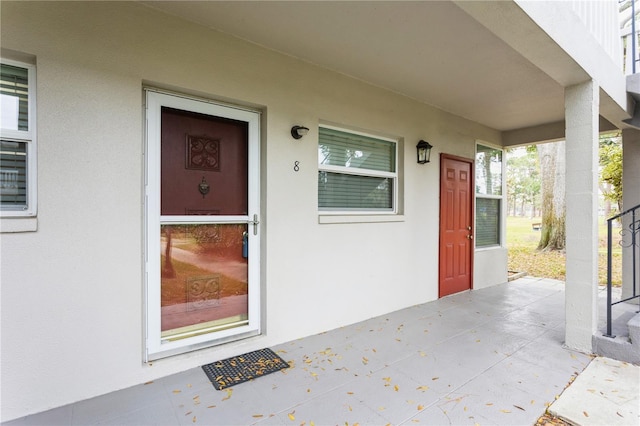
474 248 509 289
0 2 504 420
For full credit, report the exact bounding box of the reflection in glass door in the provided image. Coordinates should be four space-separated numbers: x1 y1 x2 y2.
145 90 260 360
160 224 248 340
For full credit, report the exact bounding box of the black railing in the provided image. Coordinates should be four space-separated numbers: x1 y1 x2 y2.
605 203 640 337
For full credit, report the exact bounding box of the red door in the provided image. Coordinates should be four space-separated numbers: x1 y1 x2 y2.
439 154 474 297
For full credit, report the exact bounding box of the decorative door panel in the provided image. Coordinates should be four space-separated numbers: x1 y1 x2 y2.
161 107 248 216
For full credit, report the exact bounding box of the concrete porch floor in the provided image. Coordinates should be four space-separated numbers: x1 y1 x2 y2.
4 277 636 425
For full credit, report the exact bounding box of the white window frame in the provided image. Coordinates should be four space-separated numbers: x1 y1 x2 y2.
317 124 398 216
0 58 37 219
474 142 505 249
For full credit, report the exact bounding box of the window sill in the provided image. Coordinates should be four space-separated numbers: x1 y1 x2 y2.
318 214 405 224
0 217 37 233
475 244 504 252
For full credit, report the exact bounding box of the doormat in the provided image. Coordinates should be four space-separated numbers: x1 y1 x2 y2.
202 348 289 390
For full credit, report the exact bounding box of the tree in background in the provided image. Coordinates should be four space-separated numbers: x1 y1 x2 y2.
537 141 566 251
599 132 623 215
506 147 540 217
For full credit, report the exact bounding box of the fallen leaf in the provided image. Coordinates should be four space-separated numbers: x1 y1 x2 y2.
192 416 197 423
288 411 295 421
185 411 192 416
348 405 353 411
417 404 424 410
583 411 589 417
252 414 264 418
222 389 233 401
513 405 525 411
394 385 399 391
416 386 429 391
172 390 181 394
432 377 439 381
486 403 494 406
500 409 511 413
362 357 369 365
347 391 354 395
617 411 624 417
144 381 154 385
207 405 216 409
530 400 535 405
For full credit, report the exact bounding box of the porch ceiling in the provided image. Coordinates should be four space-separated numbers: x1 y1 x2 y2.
141 1 588 133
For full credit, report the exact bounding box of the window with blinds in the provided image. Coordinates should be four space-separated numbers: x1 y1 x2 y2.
318 126 397 212
476 197 500 247
1 59 35 215
475 144 503 247
0 140 27 208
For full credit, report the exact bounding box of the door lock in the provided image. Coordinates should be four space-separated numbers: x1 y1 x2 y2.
467 234 474 240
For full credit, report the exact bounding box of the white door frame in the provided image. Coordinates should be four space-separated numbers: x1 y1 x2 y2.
144 89 261 361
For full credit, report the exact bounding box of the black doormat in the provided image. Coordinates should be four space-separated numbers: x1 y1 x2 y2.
202 348 289 390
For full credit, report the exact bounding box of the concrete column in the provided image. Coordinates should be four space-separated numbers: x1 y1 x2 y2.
564 80 599 353
621 129 640 300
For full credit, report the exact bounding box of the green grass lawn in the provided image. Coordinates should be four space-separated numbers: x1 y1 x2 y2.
506 216 622 286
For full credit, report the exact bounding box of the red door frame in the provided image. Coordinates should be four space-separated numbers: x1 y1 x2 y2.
438 153 474 297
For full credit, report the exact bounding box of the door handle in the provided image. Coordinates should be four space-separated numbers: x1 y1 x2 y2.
467 234 473 240
248 214 260 235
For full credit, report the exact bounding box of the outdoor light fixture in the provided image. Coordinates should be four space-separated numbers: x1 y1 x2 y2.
416 140 433 164
291 125 310 139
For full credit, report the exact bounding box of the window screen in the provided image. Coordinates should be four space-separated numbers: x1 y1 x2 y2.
318 127 396 212
1 63 29 132
476 197 500 247
475 144 503 247
1 60 33 214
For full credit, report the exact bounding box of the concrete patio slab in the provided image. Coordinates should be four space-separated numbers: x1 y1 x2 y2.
548 357 639 426
2 278 631 426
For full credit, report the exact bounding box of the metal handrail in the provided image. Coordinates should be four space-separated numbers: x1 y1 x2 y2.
605 203 640 337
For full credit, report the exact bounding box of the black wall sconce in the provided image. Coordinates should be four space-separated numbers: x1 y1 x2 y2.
416 140 433 164
291 125 310 139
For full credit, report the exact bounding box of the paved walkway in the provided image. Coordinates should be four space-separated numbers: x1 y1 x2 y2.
4 277 637 425
549 356 639 425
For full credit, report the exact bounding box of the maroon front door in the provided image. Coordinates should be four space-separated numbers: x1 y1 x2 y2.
160 107 250 336
439 154 474 297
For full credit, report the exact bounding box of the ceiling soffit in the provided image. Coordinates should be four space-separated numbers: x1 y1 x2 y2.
141 1 580 132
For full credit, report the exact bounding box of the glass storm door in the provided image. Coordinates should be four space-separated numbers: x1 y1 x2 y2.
145 90 260 360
